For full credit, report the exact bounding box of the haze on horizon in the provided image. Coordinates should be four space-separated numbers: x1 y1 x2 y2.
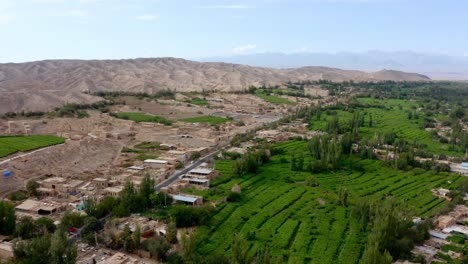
1 0 467 79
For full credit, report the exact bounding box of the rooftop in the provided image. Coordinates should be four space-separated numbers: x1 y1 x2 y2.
144 159 168 164
128 166 145 170
42 177 66 184
104 186 124 193
172 194 198 203
189 168 213 175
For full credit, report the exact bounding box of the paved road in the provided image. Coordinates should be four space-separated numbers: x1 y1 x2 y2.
155 148 223 191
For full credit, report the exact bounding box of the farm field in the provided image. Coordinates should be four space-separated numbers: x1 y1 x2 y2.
198 140 462 263
309 98 458 155
0 135 65 158
179 116 230 125
111 112 172 125
189 98 209 106
255 92 296 105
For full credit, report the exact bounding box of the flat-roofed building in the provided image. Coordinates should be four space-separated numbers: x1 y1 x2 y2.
167 150 189 162
15 199 63 216
93 178 108 189
157 156 179 165
39 177 66 190
103 186 124 197
144 159 168 169
171 194 203 206
187 168 218 180
180 176 209 188
451 162 468 176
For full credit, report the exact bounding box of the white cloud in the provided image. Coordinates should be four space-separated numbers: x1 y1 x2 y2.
59 9 88 17
200 5 254 9
464 52 468 57
136 14 159 21
233 44 257 54
297 46 309 53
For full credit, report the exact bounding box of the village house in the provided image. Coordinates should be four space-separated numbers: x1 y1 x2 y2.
103 186 124 197
167 150 189 163
171 194 203 206
144 159 168 169
93 177 108 189
186 168 218 180
451 162 468 176
15 199 64 216
179 175 210 188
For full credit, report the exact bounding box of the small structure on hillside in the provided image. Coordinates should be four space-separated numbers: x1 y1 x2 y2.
187 168 218 180
171 194 203 206
15 199 63 216
144 159 168 168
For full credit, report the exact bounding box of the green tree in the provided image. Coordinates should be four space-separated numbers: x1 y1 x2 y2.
166 220 178 244
139 175 155 209
15 216 36 239
13 235 51 264
337 188 349 207
150 192 173 208
190 152 201 160
120 224 134 253
133 224 141 249
60 211 85 229
0 201 15 235
50 229 77 264
26 180 39 197
231 233 250 264
35 217 56 236
146 236 171 261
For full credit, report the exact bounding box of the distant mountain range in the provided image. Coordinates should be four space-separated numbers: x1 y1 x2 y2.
0 57 429 114
200 51 468 80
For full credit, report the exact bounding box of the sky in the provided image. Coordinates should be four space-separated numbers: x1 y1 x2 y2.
0 0 467 63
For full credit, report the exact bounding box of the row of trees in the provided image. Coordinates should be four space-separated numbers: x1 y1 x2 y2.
355 198 431 263
232 146 271 177
85 175 157 218
0 200 78 264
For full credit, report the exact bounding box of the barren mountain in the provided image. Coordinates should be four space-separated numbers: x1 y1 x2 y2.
0 57 430 114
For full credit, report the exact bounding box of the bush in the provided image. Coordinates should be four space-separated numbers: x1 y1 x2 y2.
226 191 242 202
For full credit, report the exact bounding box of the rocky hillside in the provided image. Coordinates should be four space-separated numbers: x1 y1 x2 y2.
0 57 430 113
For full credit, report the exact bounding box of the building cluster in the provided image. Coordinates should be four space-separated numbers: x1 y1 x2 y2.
254 121 323 143
415 205 468 262
160 162 220 207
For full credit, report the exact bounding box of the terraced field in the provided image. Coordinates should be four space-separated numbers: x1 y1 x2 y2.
179 116 230 125
199 140 462 263
111 112 172 125
255 92 296 105
0 135 65 158
309 98 457 154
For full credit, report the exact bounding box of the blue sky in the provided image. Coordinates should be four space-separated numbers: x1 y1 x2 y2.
0 0 467 63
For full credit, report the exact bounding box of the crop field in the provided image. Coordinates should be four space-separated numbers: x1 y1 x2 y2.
0 135 65 158
255 92 296 105
190 98 209 106
198 140 462 263
179 116 230 125
111 112 172 125
309 98 457 154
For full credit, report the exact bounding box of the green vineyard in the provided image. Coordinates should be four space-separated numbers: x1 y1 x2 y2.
309 98 459 155
198 140 462 263
0 135 65 158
